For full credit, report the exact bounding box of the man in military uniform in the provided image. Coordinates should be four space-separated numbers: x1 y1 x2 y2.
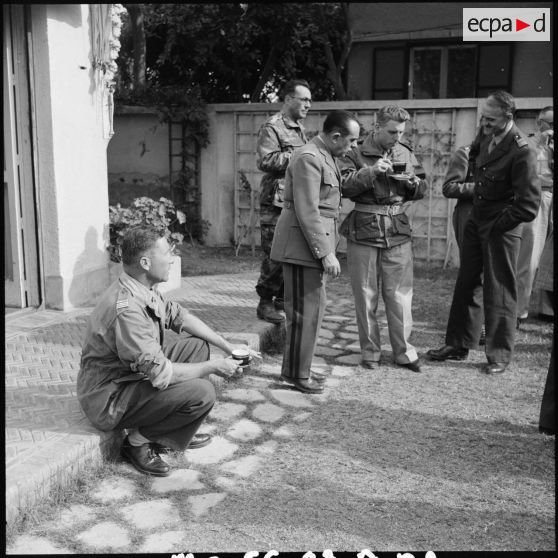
255 79 311 323
516 106 554 326
271 110 360 393
77 226 252 476
428 91 540 374
339 105 427 373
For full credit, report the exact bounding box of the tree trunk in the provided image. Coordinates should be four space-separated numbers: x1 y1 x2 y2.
317 4 351 100
125 4 146 89
250 42 279 102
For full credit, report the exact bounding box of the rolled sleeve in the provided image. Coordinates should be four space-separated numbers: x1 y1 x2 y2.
165 299 189 334
114 309 172 389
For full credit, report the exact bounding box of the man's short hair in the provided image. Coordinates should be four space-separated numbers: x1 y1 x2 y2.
537 106 553 120
121 226 165 266
281 79 311 100
487 90 516 118
376 105 411 127
323 110 359 136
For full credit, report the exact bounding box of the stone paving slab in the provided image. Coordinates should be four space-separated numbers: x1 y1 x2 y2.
4 271 277 531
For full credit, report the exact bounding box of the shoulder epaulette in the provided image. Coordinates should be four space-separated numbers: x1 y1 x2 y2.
514 134 528 148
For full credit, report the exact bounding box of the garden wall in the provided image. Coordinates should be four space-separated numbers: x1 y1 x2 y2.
109 98 550 267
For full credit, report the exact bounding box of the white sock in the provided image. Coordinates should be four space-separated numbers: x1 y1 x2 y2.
127 429 151 447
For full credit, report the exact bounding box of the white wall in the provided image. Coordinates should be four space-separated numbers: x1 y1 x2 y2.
32 5 111 310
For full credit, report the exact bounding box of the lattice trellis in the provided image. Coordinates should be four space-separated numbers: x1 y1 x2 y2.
233 107 461 265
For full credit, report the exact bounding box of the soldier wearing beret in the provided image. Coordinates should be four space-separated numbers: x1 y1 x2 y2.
428 91 541 374
271 110 360 393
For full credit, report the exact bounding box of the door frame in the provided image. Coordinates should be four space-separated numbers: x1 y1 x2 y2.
3 4 41 308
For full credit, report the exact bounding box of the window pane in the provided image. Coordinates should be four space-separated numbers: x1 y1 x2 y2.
447 48 476 98
375 49 405 90
412 49 441 99
478 45 511 88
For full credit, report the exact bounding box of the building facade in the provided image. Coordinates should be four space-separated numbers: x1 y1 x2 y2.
4 4 122 310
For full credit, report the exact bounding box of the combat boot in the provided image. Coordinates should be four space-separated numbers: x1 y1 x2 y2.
257 298 285 324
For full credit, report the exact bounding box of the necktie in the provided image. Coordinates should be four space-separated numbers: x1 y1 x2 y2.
488 137 497 154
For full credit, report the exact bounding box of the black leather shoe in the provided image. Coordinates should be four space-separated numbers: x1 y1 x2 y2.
121 438 170 476
274 298 285 312
539 425 555 435
310 370 328 384
257 299 285 324
360 360 379 369
152 433 212 454
427 345 469 361
398 359 422 373
279 376 324 394
481 362 508 375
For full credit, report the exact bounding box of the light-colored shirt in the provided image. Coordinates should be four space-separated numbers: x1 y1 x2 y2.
77 272 189 430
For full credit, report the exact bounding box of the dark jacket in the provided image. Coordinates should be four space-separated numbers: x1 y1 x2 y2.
471 124 541 233
338 135 427 248
270 136 341 268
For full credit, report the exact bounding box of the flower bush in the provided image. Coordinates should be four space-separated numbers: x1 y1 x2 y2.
108 196 185 263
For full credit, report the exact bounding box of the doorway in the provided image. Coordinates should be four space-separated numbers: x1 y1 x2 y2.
3 5 40 309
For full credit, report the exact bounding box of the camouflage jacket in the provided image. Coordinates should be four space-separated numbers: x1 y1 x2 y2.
256 111 307 208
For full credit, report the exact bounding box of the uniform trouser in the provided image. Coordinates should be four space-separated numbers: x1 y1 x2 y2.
256 207 284 301
516 190 553 318
446 217 521 364
346 239 418 364
281 262 327 380
452 201 473 251
114 335 216 451
453 203 485 331
539 337 555 432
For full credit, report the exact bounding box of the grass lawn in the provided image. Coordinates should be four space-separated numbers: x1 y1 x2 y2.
7 245 554 552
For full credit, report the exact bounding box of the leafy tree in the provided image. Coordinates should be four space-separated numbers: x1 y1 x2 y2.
116 3 351 102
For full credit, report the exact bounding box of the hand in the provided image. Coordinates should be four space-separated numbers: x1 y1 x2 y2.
372 157 393 176
210 357 241 379
321 253 341 278
402 174 421 191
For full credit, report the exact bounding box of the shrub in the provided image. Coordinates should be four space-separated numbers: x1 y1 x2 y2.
108 196 185 263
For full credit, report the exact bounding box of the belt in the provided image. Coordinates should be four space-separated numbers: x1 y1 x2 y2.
354 203 405 215
283 201 338 219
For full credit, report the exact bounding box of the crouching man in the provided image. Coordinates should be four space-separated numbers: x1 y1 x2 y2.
77 226 250 476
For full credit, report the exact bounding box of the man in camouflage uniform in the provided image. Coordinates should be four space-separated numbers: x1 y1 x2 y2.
339 105 427 373
255 79 311 323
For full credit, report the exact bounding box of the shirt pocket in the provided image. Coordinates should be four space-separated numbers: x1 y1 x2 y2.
354 212 382 240
481 169 511 200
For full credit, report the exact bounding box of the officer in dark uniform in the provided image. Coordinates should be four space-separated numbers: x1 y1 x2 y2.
255 79 310 323
428 91 541 374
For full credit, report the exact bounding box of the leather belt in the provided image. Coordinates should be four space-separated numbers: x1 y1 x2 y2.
354 203 405 216
283 201 338 219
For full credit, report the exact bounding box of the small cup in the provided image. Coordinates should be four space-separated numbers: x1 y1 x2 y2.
391 161 406 174
231 348 251 366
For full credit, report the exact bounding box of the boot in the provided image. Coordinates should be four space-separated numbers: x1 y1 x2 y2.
274 298 285 312
257 298 285 324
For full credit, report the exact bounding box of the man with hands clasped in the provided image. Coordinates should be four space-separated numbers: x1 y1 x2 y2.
339 104 427 373
77 226 257 477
